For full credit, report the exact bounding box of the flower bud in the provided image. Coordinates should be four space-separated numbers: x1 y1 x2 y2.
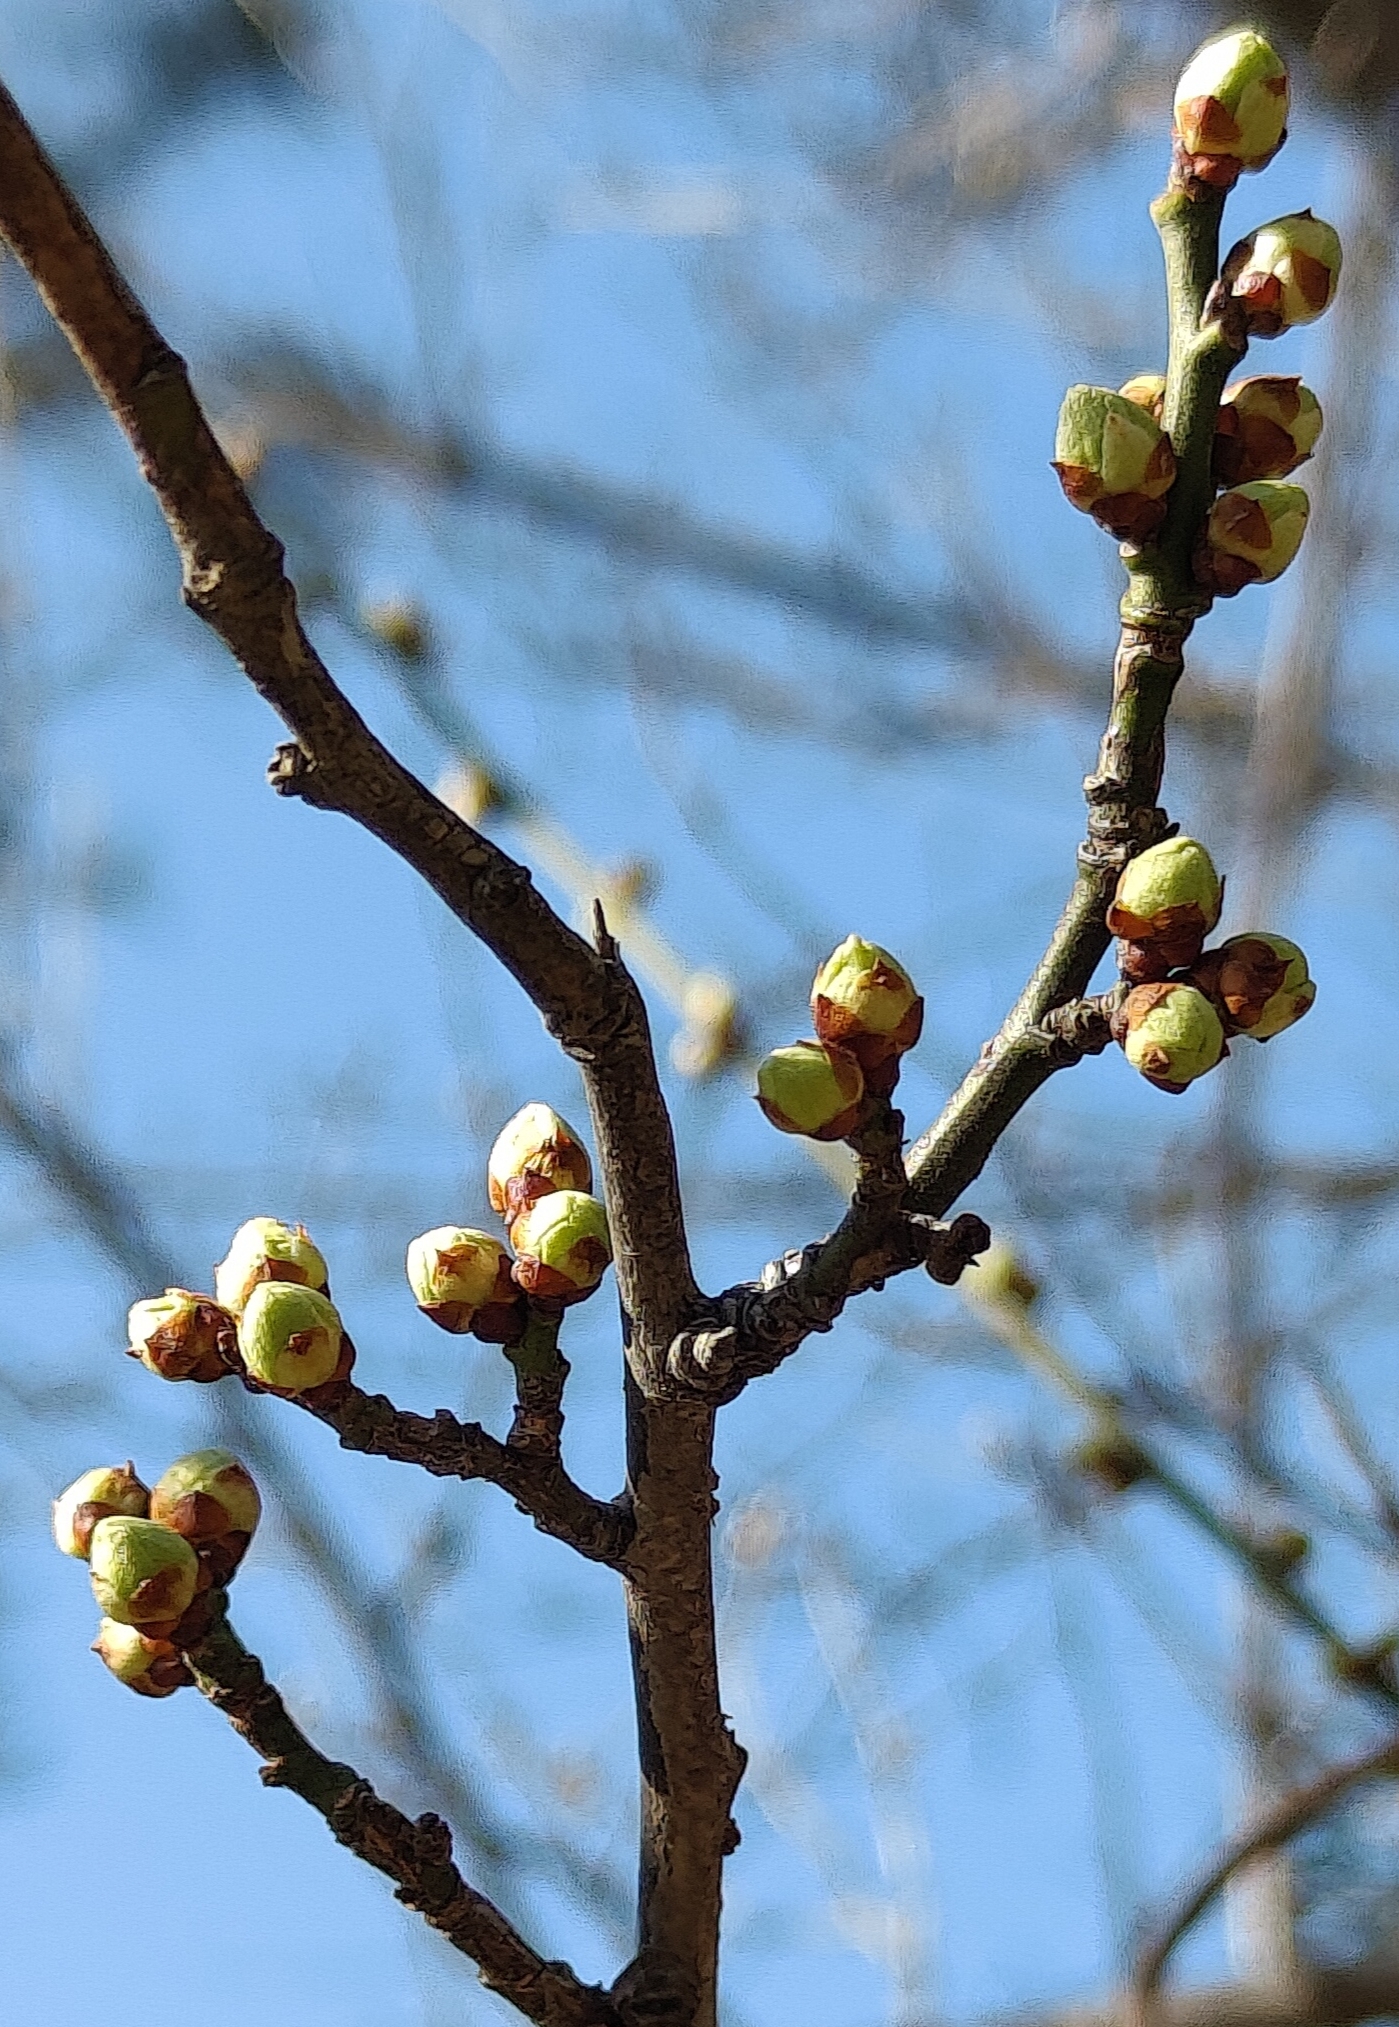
363 598 429 661
1118 373 1165 421
810 935 923 1081
150 1449 261 1584
510 1190 611 1304
237 1281 345 1392
1192 932 1315 1039
214 1218 329 1317
1214 377 1323 487
89 1516 200 1634
1220 212 1342 337
1195 481 1309 595
1106 837 1223 979
1174 28 1288 185
91 1619 191 1698
406 1226 514 1334
52 1463 150 1561
487 1104 593 1227
1112 982 1227 1094
755 1040 866 1140
963 1240 1039 1312
1053 386 1176 543
127 1288 236 1383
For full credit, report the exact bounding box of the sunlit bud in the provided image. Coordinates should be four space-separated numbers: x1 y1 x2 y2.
150 1450 261 1585
487 1104 593 1228
237 1281 345 1392
406 1227 514 1334
1112 982 1227 1094
1214 377 1323 487
811 936 924 1079
1192 932 1315 1039
510 1191 612 1305
1220 212 1342 336
670 971 742 1080
127 1288 236 1383
1073 1422 1150 1495
1106 837 1224 980
962 1239 1039 1311
1118 373 1166 421
1195 481 1309 595
89 1517 200 1635
1255 1527 1310 1577
1174 28 1288 184
1052 386 1176 543
755 1040 866 1141
364 599 429 661
92 1620 191 1699
214 1218 329 1318
52 1463 150 1561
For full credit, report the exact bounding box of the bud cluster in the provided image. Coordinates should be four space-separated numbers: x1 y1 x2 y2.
1106 839 1315 1094
53 1447 262 1697
756 935 923 1140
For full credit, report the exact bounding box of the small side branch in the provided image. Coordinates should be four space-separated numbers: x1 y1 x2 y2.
185 1610 620 2027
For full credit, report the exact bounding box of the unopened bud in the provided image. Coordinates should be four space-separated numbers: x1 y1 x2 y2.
214 1218 328 1318
1118 373 1166 421
1214 377 1323 486
1192 932 1315 1039
1073 1423 1150 1495
487 1104 593 1227
92 1619 191 1698
510 1190 612 1305
1053 386 1176 544
1174 28 1288 185
1196 481 1309 595
406 1227 515 1334
364 599 429 661
1106 837 1223 979
963 1240 1039 1312
150 1449 261 1585
127 1288 236 1383
1112 982 1227 1094
1220 212 1342 337
237 1281 346 1392
670 971 742 1080
811 935 923 1079
756 1040 866 1140
89 1517 200 1635
52 1463 150 1561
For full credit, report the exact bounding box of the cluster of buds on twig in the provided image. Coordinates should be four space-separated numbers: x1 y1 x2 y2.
756 935 923 1140
53 1448 261 1696
1106 837 1315 1093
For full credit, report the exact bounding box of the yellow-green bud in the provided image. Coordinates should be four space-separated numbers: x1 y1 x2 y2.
963 1240 1039 1312
127 1288 236 1383
487 1103 593 1227
1221 212 1342 337
1193 932 1315 1040
214 1218 328 1317
1214 377 1323 487
1106 837 1223 980
510 1190 612 1305
755 1040 866 1141
1118 373 1166 420
91 1619 191 1698
810 934 923 1084
52 1463 150 1561
150 1449 261 1584
1174 29 1288 184
1052 386 1176 543
1196 481 1309 595
363 598 429 661
237 1281 345 1392
406 1226 515 1334
89 1516 200 1634
1113 982 1227 1094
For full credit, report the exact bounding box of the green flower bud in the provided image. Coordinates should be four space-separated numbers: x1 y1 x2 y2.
1221 212 1342 337
1112 982 1227 1094
810 934 923 1082
1053 386 1176 543
1192 932 1315 1039
1106 837 1224 979
127 1288 236 1383
214 1218 328 1318
406 1227 515 1334
363 598 429 662
150 1449 261 1583
91 1619 191 1699
487 1104 593 1227
89 1516 200 1634
1214 377 1323 487
1118 373 1166 420
510 1190 612 1305
237 1281 345 1392
963 1240 1039 1312
1174 29 1288 184
755 1040 866 1141
52 1463 150 1561
1196 481 1309 595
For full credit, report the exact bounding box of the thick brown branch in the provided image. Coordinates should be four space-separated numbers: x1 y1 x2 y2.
185 1610 620 2027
